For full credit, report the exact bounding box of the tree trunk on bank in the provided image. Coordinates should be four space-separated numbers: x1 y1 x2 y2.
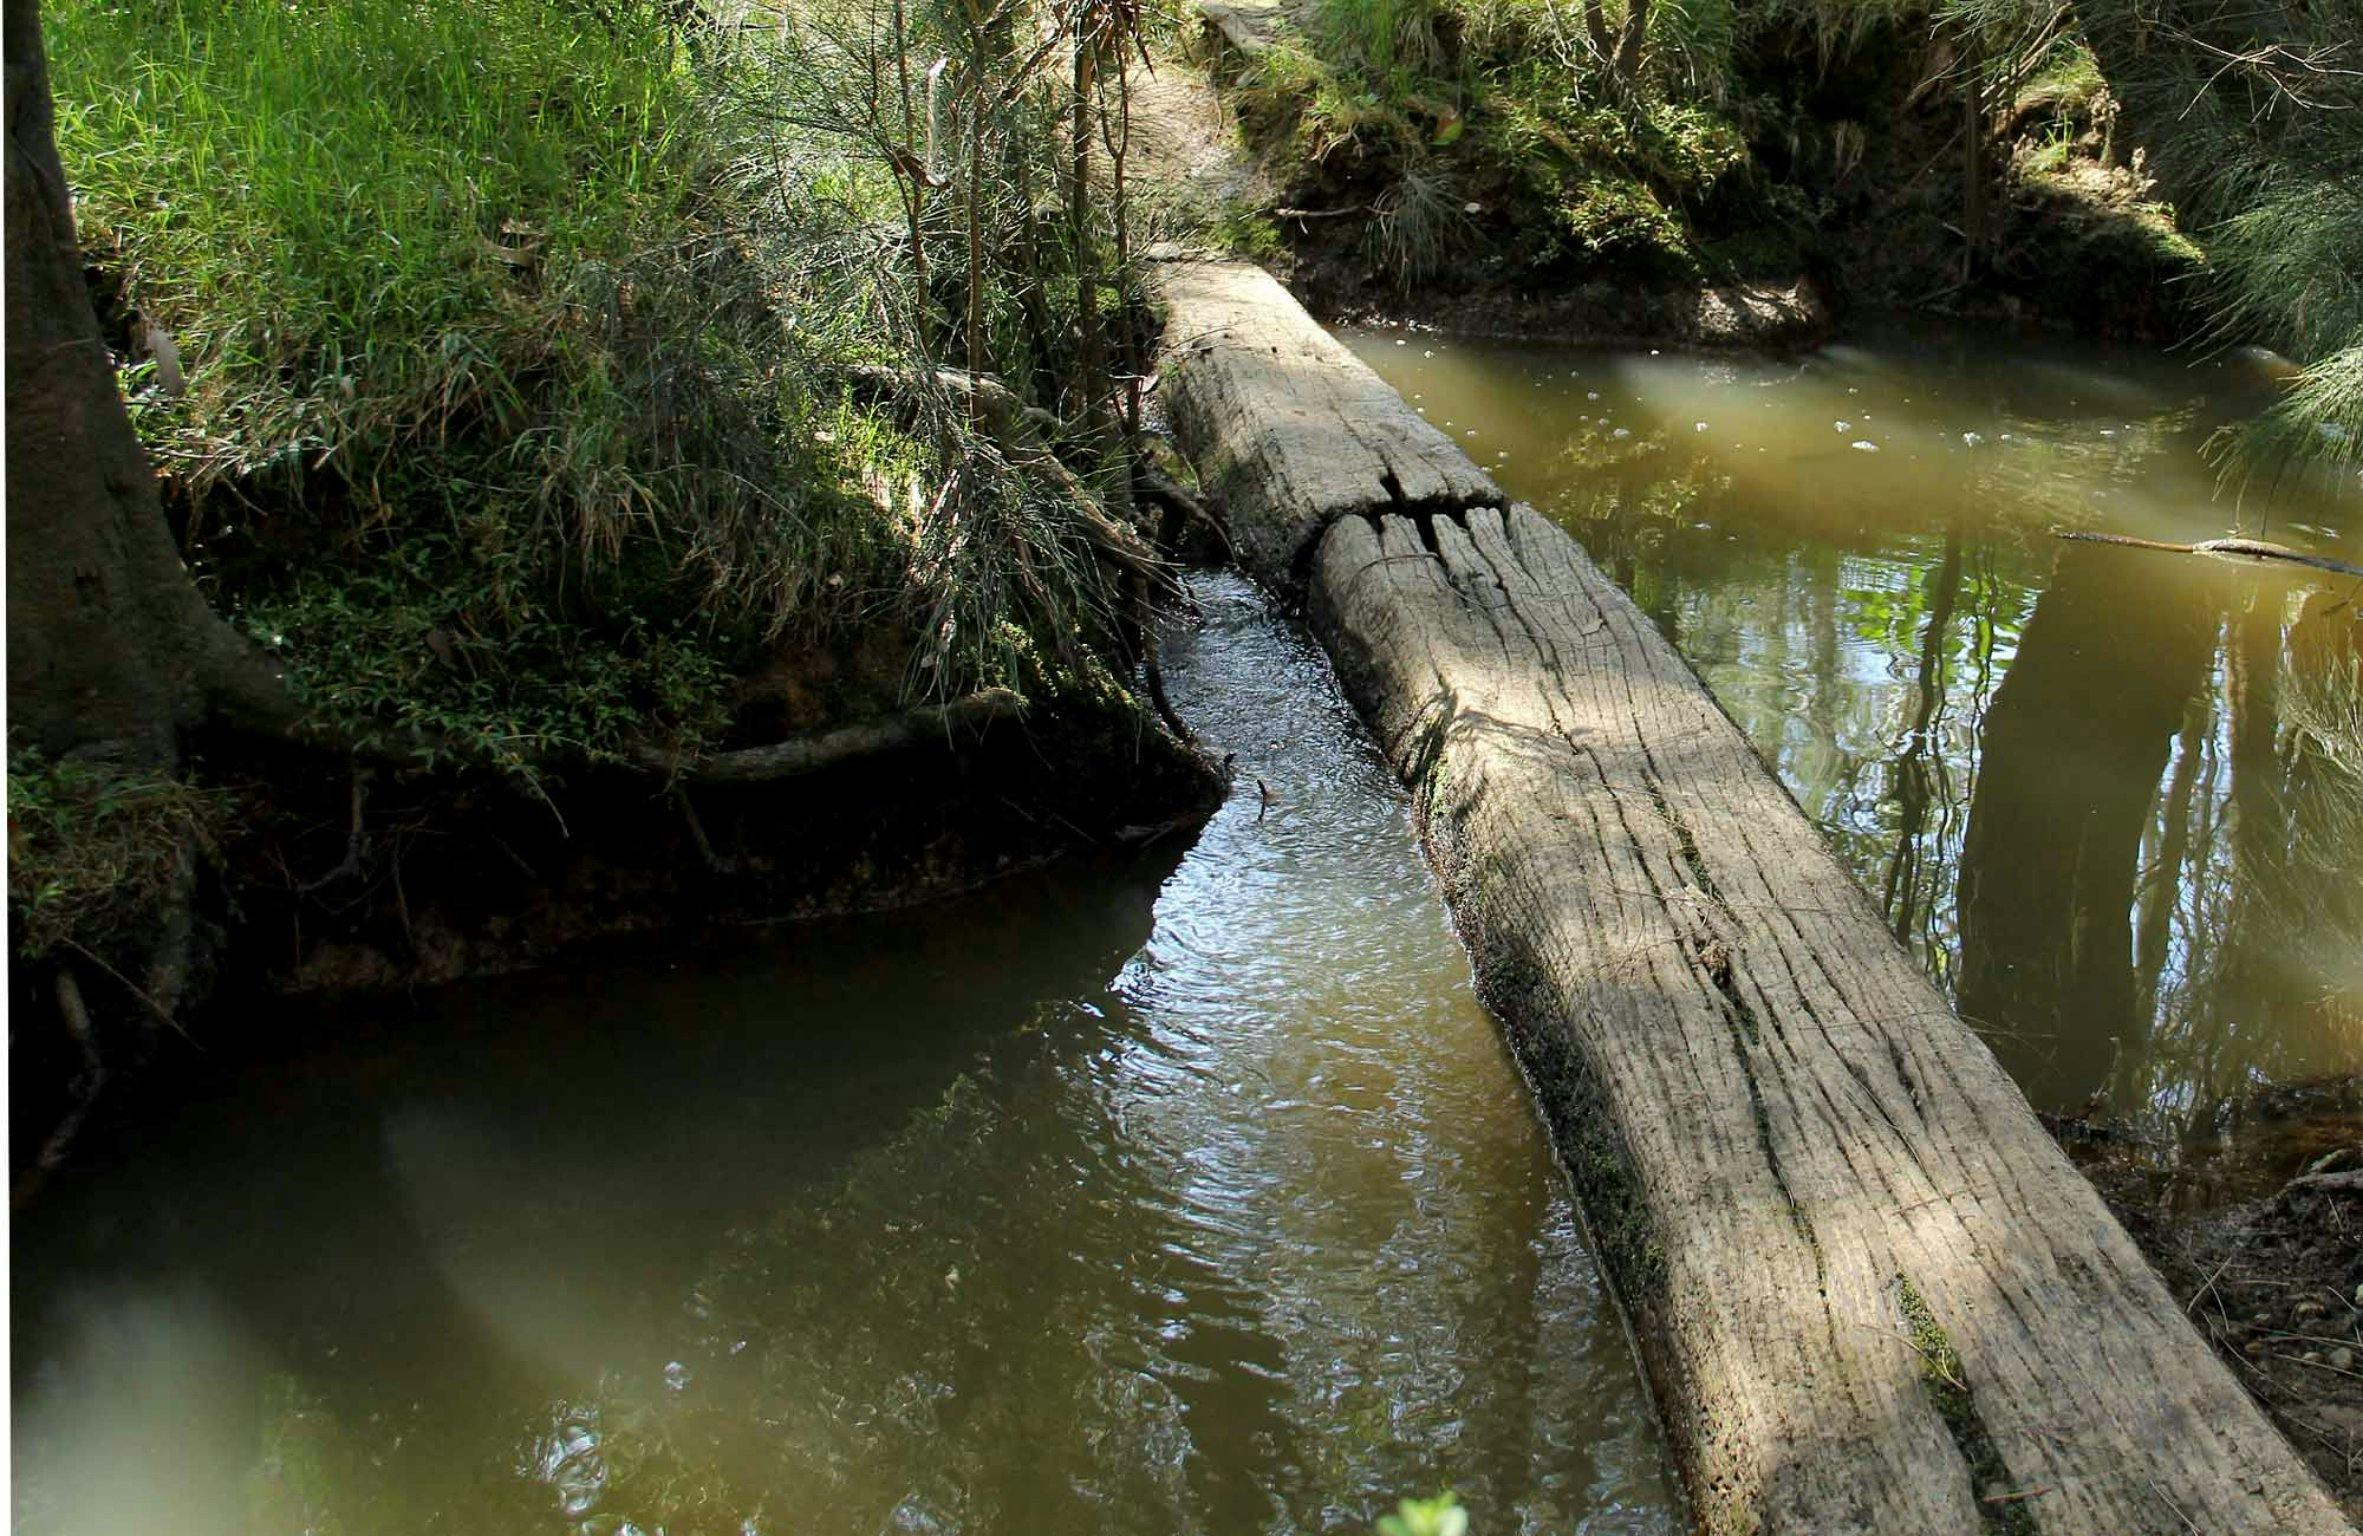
5 0 285 767
8 0 299 1181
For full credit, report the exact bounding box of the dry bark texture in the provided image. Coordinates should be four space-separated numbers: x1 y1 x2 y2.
1156 254 2353 1535
1156 258 1502 592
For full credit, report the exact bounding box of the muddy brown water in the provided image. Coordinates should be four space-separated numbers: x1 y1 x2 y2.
1346 320 2363 1185
20 323 2363 1536
11 576 1676 1535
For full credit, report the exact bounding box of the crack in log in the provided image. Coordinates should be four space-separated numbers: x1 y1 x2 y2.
1898 1275 2040 1536
1161 257 2353 1536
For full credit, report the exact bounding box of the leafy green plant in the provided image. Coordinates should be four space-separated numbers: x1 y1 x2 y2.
1375 1491 1469 1536
7 754 226 960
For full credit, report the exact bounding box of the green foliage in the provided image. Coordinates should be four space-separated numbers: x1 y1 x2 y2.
1365 157 1472 286
1375 1491 1469 1536
1317 0 1457 96
1211 205 1290 260
52 0 1163 778
2014 36 2105 116
7 753 225 960
1945 0 2363 467
1233 0 1795 285
56 0 750 534
48 0 844 768
233 536 739 779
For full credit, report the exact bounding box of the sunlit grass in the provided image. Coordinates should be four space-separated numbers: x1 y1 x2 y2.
47 0 1146 775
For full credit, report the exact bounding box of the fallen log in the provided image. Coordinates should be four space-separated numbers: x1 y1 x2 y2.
1156 258 1501 592
1157 254 2350 1535
1195 0 1286 56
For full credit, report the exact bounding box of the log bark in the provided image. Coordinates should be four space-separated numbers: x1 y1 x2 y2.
1194 0 1283 59
1155 257 1501 591
1156 256 2351 1535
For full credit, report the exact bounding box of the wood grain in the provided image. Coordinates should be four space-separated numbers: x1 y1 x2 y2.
1157 257 1503 591
1158 257 2352 1536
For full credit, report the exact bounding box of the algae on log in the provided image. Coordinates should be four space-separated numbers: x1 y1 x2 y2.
1155 255 2350 1535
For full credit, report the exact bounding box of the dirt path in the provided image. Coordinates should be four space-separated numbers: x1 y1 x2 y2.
1123 11 1287 230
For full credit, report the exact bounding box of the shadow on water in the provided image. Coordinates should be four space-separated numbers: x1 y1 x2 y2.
13 574 1677 1536
1346 319 2363 1188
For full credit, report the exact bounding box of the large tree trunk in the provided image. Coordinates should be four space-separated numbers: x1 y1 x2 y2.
8 0 296 1183
5 0 282 766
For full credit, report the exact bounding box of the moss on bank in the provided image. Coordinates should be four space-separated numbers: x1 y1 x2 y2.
1191 0 2200 336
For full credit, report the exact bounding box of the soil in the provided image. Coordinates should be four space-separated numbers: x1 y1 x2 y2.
1296 265 1832 349
198 698 1222 999
2062 1085 2363 1518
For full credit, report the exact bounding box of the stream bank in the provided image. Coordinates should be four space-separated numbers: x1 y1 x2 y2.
1171 1 2199 350
11 571 1680 1536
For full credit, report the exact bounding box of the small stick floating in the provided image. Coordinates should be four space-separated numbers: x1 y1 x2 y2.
2052 528 2363 579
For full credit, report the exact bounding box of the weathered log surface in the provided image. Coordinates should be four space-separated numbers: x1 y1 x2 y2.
1194 0 1287 55
1157 256 2351 1536
1157 258 1502 592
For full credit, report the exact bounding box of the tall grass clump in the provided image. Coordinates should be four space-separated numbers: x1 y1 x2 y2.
50 0 858 772
50 0 1165 779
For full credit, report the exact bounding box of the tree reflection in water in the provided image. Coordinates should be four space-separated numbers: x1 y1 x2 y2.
1360 320 2363 1181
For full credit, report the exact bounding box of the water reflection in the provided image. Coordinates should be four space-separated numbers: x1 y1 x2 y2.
1349 322 2363 1162
13 576 1675 1535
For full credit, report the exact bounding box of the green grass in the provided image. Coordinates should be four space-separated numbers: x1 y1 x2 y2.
49 0 1148 778
57 0 704 509
7 753 226 961
50 0 861 770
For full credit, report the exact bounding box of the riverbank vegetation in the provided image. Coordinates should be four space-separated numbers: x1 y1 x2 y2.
1210 0 2188 315
50 0 1170 781
11 0 2357 1162
9 0 1218 1168
1204 0 2360 461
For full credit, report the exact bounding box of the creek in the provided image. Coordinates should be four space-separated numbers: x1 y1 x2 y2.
12 576 1676 1536
1346 318 2363 1194
22 317 2363 1535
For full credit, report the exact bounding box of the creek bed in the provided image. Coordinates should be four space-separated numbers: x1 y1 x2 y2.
1345 318 2363 1195
11 575 1677 1536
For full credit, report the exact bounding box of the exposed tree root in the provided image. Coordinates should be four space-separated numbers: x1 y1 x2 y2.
1136 461 1230 554
299 761 373 892
18 969 104 1202
657 687 1029 782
